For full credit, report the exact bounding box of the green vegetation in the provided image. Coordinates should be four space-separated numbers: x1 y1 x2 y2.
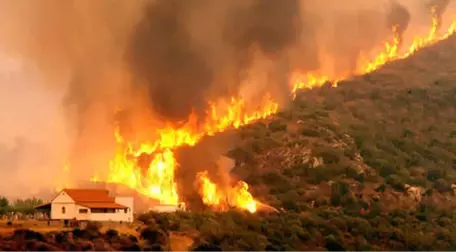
130 207 456 251
227 36 456 213
215 37 456 249
0 196 43 216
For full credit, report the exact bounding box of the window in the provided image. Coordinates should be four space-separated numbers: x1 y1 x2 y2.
124 208 128 214
91 208 115 213
79 209 88 214
61 207 66 214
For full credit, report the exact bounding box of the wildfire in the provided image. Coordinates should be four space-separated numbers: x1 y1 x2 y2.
195 171 257 213
292 15 456 98
83 12 456 213
290 72 341 99
360 25 401 74
358 13 456 75
99 95 278 208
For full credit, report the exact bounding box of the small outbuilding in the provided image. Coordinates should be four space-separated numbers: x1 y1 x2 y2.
35 188 133 222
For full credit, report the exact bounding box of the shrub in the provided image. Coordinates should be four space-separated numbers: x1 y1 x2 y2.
140 227 169 246
191 243 222 251
268 120 287 132
434 178 451 193
301 128 320 137
385 174 406 191
427 169 444 181
105 229 119 240
13 229 45 242
72 228 92 240
324 234 345 251
85 221 101 233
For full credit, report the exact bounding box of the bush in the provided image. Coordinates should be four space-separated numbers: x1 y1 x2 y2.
191 243 222 251
13 229 45 242
105 229 119 240
427 169 444 181
301 128 320 137
434 178 451 193
140 227 169 246
324 234 345 251
85 221 101 233
268 120 287 132
385 174 406 191
72 228 92 240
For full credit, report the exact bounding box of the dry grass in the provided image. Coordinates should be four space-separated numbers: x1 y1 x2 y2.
0 219 142 237
0 219 71 234
170 232 195 251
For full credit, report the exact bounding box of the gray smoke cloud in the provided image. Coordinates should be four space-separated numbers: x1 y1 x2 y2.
127 0 303 124
387 0 412 46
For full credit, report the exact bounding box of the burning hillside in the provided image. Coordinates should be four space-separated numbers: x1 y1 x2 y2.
96 5 455 213
0 0 455 212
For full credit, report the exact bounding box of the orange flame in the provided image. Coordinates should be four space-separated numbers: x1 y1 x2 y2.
88 13 456 212
195 171 257 213
98 95 278 207
360 25 401 74
292 16 456 97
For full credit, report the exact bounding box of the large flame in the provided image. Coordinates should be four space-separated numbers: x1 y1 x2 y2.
196 171 257 213
80 13 456 212
99 95 278 208
291 15 456 95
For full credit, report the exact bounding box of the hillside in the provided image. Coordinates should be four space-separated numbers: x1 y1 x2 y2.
1 35 456 252
230 34 456 212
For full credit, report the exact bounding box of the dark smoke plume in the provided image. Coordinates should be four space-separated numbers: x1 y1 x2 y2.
427 0 451 30
128 0 304 124
224 0 302 56
387 0 411 46
128 0 213 123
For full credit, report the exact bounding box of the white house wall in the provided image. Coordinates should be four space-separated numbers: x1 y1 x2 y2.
115 197 134 221
149 205 180 213
51 191 77 220
86 209 132 222
49 191 133 222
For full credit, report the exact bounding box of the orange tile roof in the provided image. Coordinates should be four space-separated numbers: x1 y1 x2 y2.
63 188 114 202
77 202 127 209
58 189 128 209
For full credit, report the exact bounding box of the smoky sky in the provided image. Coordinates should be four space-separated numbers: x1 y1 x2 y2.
428 0 451 29
224 0 302 56
128 0 304 124
128 0 213 123
387 0 411 45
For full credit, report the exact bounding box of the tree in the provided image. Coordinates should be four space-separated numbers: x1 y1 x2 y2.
11 197 43 215
0 196 10 216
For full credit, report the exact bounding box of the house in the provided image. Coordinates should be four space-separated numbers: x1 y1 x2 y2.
35 189 133 222
149 202 186 213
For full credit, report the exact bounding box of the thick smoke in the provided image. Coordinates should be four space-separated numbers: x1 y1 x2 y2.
0 0 147 197
0 0 454 200
427 0 451 29
387 0 411 46
128 0 214 123
127 0 303 124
